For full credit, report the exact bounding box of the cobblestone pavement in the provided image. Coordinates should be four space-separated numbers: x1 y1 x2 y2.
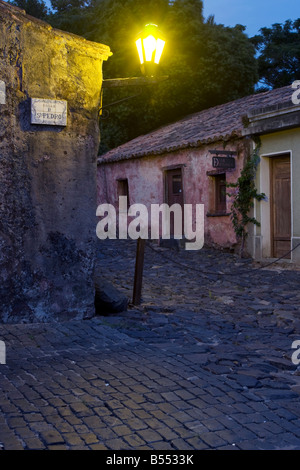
0 239 300 450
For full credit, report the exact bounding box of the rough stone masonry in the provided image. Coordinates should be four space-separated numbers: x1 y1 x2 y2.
0 1 111 322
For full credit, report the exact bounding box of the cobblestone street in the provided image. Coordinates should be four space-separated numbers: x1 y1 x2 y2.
0 239 300 450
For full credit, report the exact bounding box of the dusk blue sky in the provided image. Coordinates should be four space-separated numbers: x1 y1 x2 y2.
203 0 300 37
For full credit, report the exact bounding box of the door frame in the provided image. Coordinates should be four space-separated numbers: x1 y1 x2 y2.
163 165 185 206
163 165 185 240
269 153 292 259
257 150 292 260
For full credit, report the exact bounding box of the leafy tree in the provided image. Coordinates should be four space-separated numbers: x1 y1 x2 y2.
252 19 300 89
9 0 48 20
50 0 89 13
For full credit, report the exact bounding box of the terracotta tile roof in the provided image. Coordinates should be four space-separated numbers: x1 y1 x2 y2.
98 85 293 164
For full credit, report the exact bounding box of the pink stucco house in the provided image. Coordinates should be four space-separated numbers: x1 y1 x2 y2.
97 85 297 255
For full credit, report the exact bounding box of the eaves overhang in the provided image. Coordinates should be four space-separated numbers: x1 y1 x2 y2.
242 101 300 137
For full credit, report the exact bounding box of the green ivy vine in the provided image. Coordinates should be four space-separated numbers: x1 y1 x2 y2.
227 141 266 258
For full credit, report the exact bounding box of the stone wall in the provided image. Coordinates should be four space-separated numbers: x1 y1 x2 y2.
0 1 111 322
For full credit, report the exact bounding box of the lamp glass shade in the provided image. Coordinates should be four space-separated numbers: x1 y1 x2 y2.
135 38 144 64
154 38 165 64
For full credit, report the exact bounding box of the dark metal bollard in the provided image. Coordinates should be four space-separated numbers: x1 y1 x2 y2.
132 238 145 305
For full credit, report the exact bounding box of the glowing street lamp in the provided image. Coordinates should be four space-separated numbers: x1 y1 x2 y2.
101 23 167 104
135 24 166 77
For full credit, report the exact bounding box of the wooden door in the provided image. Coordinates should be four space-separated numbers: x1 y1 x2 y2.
215 173 227 214
166 168 184 236
271 156 291 259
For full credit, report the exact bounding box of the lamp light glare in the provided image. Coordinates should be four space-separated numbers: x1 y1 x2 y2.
143 35 157 62
135 38 144 64
154 38 165 64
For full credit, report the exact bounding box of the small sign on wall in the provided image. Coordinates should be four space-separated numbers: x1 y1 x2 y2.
212 156 236 170
0 80 6 104
31 98 67 126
